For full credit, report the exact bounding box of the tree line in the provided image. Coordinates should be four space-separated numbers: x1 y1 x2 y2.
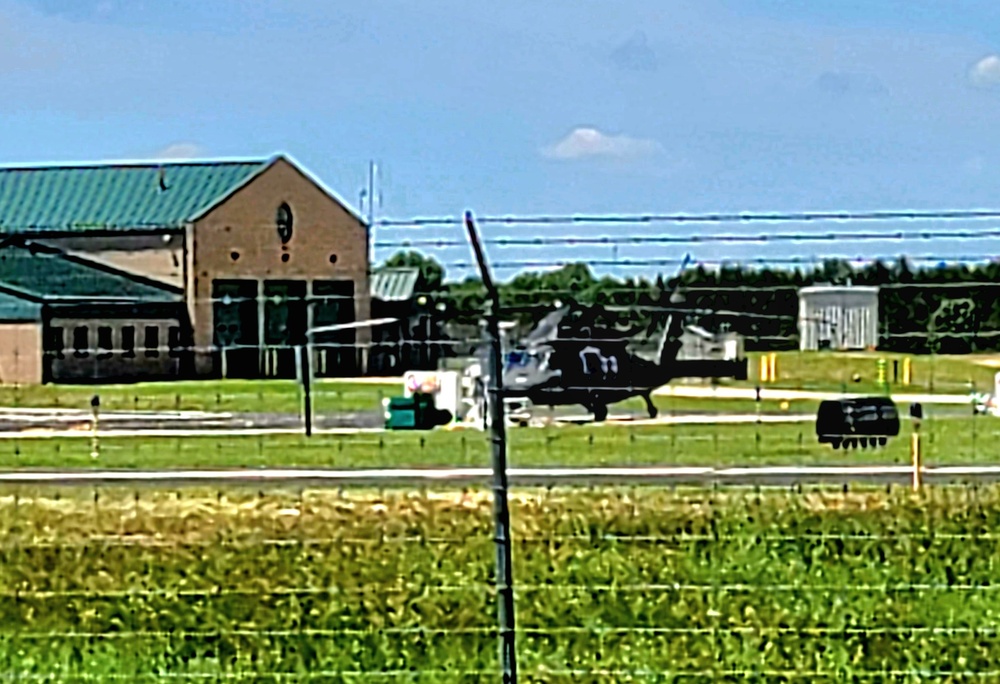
380 251 1000 354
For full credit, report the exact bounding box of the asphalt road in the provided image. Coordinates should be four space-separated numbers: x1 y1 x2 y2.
654 384 976 404
0 404 827 438
0 464 993 488
0 400 979 439
0 406 385 437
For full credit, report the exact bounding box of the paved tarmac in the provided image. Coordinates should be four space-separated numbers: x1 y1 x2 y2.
0 406 384 438
654 384 975 405
0 392 976 439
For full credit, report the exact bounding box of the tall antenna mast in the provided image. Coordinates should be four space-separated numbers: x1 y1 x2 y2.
359 160 380 267
366 160 376 266
367 161 376 224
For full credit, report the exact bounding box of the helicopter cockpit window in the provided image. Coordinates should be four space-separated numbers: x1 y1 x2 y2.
505 350 531 368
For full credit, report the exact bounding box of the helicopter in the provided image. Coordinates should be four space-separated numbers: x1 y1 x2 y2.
495 269 749 422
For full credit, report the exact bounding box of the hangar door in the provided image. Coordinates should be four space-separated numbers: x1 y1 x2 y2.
212 279 259 378
311 279 357 376
263 279 307 378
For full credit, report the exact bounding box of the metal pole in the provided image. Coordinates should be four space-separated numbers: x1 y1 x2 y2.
301 318 398 438
910 403 923 492
298 343 313 437
90 394 100 459
464 210 517 683
367 161 376 266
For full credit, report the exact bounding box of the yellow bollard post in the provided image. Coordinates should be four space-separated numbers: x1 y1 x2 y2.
759 355 769 383
769 353 777 383
911 431 922 492
902 357 912 386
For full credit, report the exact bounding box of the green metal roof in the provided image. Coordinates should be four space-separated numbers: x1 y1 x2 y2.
0 241 181 304
371 268 419 301
0 290 41 321
0 157 273 234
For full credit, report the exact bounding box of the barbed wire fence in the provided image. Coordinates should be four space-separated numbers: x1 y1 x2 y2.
0 208 998 678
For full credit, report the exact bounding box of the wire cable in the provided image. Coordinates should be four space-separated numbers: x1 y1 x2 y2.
376 226 1000 249
375 208 1000 228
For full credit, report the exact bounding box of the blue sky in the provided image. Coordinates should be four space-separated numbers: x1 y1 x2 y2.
4 0 1000 280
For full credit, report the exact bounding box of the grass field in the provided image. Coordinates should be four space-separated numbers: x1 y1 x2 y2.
0 407 994 469
0 377 823 416
1 484 999 680
0 350 989 472
0 350 993 414
0 379 394 414
739 350 1000 394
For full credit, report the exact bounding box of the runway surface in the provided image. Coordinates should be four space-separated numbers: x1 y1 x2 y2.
0 464 993 487
0 383 975 439
0 405 821 439
653 385 975 404
0 406 381 438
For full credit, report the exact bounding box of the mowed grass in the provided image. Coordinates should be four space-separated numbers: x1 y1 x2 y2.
1 408 998 469
738 350 1000 394
0 379 395 415
0 350 991 471
0 350 993 415
0 377 823 418
2 485 1000 679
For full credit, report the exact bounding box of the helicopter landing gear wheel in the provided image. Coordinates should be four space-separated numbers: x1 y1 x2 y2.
642 393 658 419
591 404 608 422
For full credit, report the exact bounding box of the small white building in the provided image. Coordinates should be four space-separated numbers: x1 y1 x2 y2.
798 285 879 351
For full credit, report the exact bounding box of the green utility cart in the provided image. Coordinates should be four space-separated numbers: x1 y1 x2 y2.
384 393 453 430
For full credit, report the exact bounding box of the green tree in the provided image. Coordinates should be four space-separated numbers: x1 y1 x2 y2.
381 250 445 293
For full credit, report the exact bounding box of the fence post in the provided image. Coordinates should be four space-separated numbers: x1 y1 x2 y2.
910 402 923 492
90 394 100 459
464 210 517 683
297 344 313 437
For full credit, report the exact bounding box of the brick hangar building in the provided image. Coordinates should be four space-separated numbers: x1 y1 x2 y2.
0 153 377 384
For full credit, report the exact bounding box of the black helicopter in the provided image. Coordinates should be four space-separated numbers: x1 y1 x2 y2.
497 273 749 422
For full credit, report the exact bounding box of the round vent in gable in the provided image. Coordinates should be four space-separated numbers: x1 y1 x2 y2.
276 203 293 244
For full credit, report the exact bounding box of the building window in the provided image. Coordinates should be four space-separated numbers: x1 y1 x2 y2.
144 326 159 358
73 326 89 358
45 326 65 360
97 327 113 359
212 280 260 350
168 326 182 358
122 326 136 358
276 202 293 243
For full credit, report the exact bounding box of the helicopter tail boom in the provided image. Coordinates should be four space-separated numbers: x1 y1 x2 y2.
664 357 749 382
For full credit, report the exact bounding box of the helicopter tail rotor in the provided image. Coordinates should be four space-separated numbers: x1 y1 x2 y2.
653 253 693 366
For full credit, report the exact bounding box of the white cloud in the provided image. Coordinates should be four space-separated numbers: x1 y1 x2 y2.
153 142 205 159
542 127 661 160
970 55 1000 88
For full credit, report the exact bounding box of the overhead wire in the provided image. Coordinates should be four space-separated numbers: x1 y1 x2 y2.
432 254 1000 271
375 226 1000 249
373 208 1000 228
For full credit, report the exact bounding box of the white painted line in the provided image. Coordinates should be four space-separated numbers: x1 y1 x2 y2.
711 465 916 476
0 464 992 487
653 385 975 405
0 411 819 440
555 413 815 426
0 408 231 418
924 465 1000 476
0 427 384 439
